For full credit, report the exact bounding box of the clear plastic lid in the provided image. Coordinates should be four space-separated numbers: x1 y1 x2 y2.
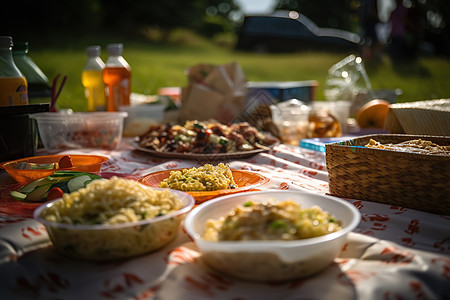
107 43 123 56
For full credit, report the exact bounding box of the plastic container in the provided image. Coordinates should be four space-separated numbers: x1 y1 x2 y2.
119 103 166 137
103 43 131 112
12 41 52 104
270 99 311 145
82 45 106 111
184 190 361 282
247 80 318 103
0 36 29 106
30 111 127 153
34 187 195 261
0 103 49 162
312 100 352 133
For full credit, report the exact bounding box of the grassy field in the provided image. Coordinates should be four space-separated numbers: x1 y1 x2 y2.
27 31 450 112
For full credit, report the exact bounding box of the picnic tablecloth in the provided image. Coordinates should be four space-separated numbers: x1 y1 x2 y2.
0 138 449 299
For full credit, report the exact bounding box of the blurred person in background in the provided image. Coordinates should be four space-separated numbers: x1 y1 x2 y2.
387 0 419 62
360 0 382 61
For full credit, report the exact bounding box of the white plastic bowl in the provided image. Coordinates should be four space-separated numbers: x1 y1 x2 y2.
184 190 361 282
34 188 194 261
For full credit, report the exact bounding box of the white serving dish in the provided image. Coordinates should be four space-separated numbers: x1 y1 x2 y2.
184 190 361 282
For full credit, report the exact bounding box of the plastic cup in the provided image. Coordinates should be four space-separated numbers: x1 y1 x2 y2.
312 101 351 133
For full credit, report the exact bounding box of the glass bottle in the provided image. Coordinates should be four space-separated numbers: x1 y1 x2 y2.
0 36 28 106
13 41 51 104
82 45 106 111
103 43 131 112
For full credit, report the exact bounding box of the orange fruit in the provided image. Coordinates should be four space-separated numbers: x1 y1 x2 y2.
356 99 390 129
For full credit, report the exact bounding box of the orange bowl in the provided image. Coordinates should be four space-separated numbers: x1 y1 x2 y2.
138 169 270 204
0 154 108 184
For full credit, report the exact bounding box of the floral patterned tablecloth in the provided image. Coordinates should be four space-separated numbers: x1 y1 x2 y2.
0 139 449 299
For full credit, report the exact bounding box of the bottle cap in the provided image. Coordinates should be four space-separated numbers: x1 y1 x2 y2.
86 45 101 57
12 42 29 53
107 43 123 56
0 36 13 48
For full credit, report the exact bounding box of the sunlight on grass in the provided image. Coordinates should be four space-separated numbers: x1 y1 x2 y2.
29 35 450 111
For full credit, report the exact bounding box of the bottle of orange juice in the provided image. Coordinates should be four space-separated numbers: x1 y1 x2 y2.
0 36 28 106
103 43 131 111
82 45 106 111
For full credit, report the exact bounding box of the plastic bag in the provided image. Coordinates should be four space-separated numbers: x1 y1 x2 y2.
324 54 372 115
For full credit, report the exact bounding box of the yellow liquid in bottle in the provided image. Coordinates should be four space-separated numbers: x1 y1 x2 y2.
81 70 105 111
0 77 29 106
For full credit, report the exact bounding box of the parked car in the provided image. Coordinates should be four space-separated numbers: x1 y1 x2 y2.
235 10 362 53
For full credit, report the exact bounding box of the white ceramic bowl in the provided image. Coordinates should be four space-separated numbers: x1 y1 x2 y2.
34 188 194 261
184 190 360 282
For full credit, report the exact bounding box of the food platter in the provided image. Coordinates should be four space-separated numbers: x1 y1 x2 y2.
133 120 280 160
131 141 277 160
138 169 270 204
0 154 108 185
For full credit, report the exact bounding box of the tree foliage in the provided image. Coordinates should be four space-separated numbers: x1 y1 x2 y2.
1 0 238 39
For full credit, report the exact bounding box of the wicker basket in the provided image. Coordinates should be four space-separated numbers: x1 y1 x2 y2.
325 134 450 215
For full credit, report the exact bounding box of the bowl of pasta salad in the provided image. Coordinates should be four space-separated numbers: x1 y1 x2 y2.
34 177 195 261
184 190 360 282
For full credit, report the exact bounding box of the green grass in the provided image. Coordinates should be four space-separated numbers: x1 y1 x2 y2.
27 31 450 111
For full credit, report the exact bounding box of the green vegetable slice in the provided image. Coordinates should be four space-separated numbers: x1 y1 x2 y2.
10 190 27 201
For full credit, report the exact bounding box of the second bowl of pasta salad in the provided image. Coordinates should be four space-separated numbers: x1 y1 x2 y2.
34 176 195 261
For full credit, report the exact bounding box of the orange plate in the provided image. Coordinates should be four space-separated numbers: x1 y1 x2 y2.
0 154 108 184
138 169 270 204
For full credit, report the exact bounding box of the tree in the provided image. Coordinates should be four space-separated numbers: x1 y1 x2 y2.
1 0 240 42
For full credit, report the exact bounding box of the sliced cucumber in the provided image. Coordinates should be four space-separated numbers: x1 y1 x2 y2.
20 177 57 194
10 190 27 201
51 171 102 179
87 174 102 180
30 163 56 170
67 175 92 193
26 183 54 202
83 179 93 187
48 181 71 194
15 162 29 170
11 171 104 203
